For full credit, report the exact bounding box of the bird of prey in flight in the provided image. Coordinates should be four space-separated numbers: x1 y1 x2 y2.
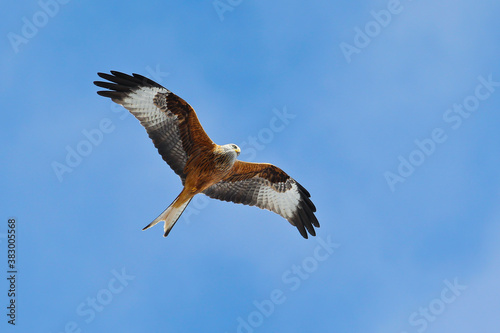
94 71 319 238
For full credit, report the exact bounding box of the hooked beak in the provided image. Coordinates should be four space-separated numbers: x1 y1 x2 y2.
235 147 241 156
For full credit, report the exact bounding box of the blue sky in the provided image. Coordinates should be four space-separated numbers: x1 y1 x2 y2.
2 0 500 332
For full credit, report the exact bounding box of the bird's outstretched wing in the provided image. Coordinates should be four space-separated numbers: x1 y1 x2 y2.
94 71 214 181
203 161 319 238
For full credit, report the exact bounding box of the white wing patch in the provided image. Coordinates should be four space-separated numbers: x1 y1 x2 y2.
255 181 301 220
119 86 171 126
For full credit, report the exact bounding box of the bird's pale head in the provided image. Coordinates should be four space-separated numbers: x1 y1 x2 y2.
219 143 241 157
229 143 241 156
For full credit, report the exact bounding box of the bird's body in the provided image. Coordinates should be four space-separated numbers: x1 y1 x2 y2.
144 143 240 236
94 71 319 238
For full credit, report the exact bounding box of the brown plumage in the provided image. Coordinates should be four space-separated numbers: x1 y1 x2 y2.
94 71 319 238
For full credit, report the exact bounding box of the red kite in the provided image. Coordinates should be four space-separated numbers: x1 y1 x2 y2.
94 71 319 238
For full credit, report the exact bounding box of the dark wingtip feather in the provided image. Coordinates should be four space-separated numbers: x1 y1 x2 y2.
310 212 320 228
97 72 110 80
296 182 316 212
301 201 320 229
94 81 131 92
94 71 165 96
301 193 316 213
132 73 164 88
96 90 124 100
292 181 319 237
109 70 134 79
293 216 308 239
298 206 316 237
298 227 309 239
297 182 311 197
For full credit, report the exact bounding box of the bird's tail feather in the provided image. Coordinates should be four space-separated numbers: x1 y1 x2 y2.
142 195 193 237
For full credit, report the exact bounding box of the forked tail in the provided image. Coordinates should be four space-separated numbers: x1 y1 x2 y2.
142 194 193 237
